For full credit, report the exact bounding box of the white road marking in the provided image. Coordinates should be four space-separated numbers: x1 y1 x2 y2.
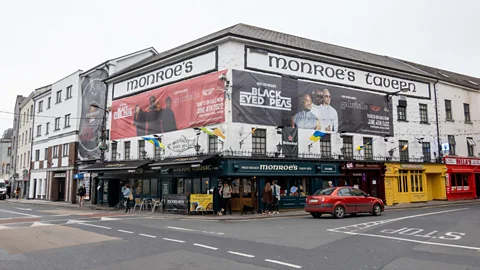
265 259 302 269
77 222 111 230
163 238 185 243
167 226 194 232
193 243 218 250
101 217 120 221
0 209 39 217
328 208 469 233
65 219 84 224
0 217 13 221
139 233 156 238
343 231 480 251
228 251 255 258
30 222 51 227
118 230 134 234
167 226 224 235
0 225 9 230
16 208 32 211
52 214 70 217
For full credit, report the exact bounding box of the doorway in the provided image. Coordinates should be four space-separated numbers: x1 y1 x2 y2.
33 179 37 199
229 177 257 211
58 179 65 201
475 174 480 199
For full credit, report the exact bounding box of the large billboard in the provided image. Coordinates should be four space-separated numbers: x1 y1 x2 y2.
111 70 226 140
78 69 109 160
232 70 393 136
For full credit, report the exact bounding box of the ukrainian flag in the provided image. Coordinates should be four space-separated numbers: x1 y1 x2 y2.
309 130 326 142
142 137 165 149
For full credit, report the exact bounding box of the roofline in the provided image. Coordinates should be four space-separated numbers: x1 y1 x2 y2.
35 84 52 91
80 47 158 77
51 70 83 86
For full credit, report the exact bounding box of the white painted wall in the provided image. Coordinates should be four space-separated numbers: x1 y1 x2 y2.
17 98 35 175
437 82 480 157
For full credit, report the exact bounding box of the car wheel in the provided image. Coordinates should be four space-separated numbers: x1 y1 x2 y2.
372 204 382 216
311 213 322 219
334 205 345 219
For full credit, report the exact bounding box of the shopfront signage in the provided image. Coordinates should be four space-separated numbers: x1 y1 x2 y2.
74 173 84 179
172 165 218 172
400 164 424 169
54 173 66 178
113 50 217 99
164 194 188 213
246 47 430 99
343 163 382 169
167 136 196 153
235 161 316 175
321 164 337 173
445 158 480 166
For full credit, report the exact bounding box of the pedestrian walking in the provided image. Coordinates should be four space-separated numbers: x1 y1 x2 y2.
271 180 280 214
123 184 132 213
262 182 273 215
15 187 20 200
219 182 232 215
77 185 86 207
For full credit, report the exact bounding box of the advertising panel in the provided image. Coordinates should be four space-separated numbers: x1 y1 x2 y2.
78 69 109 160
232 70 393 136
190 194 214 212
164 194 188 213
111 70 226 140
282 127 298 156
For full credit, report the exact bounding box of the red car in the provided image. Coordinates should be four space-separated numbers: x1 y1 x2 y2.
304 186 384 219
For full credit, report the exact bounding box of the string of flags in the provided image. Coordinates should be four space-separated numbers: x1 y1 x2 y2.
141 137 165 149
199 127 226 141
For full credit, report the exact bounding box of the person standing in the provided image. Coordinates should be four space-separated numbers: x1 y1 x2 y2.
219 182 232 215
262 183 273 215
291 93 321 130
313 89 338 132
77 185 86 207
123 184 132 213
271 180 281 214
133 104 146 136
15 187 20 199
160 96 177 132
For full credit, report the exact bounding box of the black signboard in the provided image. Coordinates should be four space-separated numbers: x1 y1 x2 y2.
163 194 188 213
282 127 298 157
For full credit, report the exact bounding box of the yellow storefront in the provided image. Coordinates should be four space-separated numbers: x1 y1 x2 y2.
384 163 447 206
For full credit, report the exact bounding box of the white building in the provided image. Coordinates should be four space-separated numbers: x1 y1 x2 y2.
9 95 25 188
0 129 13 181
30 48 158 203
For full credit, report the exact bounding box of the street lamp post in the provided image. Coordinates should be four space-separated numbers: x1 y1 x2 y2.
90 104 108 162
385 87 410 102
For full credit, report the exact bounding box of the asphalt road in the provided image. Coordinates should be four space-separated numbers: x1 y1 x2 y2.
0 200 480 270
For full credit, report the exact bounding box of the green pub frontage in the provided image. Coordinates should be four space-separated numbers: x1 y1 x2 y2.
82 155 341 213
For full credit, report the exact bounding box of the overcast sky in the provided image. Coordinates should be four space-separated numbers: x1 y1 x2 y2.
0 0 478 134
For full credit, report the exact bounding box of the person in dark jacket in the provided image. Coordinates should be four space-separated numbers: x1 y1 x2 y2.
133 104 146 136
146 96 162 135
161 96 177 132
262 182 273 215
77 185 86 207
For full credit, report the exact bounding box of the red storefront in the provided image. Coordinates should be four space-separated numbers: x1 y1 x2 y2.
340 162 386 201
444 157 480 201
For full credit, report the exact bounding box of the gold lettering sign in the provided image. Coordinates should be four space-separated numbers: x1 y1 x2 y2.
105 164 127 167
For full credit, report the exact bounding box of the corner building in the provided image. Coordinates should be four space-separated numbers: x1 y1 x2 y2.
90 24 466 210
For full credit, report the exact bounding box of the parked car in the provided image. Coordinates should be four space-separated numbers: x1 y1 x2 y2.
0 179 6 200
304 186 384 219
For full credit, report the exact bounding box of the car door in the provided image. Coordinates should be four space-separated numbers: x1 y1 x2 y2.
337 188 356 213
350 188 370 213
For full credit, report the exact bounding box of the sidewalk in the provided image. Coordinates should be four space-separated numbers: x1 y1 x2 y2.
6 198 480 221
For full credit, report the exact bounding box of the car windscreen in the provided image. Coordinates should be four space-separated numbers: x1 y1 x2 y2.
313 187 336 196
0 182 5 188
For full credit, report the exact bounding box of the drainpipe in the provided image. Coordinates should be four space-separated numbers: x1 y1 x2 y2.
433 79 442 163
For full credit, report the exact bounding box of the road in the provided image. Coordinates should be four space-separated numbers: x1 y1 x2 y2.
0 201 479 270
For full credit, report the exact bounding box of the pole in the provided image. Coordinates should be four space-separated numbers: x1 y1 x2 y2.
99 110 107 162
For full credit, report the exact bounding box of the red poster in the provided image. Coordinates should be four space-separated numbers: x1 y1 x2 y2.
111 70 226 140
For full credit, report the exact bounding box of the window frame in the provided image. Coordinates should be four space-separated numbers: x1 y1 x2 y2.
251 128 266 155
52 145 59 158
38 100 43 112
399 140 409 162
320 134 331 158
467 137 475 156
111 142 118 161
54 117 60 131
397 105 407 121
62 143 69 157
363 137 373 160
421 142 431 162
47 97 51 109
124 141 131 160
138 140 146 159
445 99 452 120
208 135 218 153
66 85 73 99
64 114 71 128
342 135 354 159
463 103 471 123
56 90 62 103
419 104 428 124
35 150 40 161
36 125 42 137
448 135 456 155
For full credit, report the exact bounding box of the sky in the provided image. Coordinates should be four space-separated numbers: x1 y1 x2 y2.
0 0 478 135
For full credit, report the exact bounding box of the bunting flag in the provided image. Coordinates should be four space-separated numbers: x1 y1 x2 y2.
251 127 257 134
309 130 326 142
401 144 408 151
142 137 165 149
199 127 215 136
356 145 365 151
213 128 226 141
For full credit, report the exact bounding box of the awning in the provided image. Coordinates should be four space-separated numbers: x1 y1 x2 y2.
149 154 217 168
82 160 153 172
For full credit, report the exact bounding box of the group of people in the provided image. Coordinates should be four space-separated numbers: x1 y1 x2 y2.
292 88 339 132
5 186 21 199
133 95 177 136
261 180 281 215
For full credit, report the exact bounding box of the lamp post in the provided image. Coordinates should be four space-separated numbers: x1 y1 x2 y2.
90 104 108 162
385 87 410 102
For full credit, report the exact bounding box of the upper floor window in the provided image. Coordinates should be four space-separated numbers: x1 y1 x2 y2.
448 135 456 155
445 100 452 120
64 114 71 128
124 141 131 160
38 100 43 112
62 143 69 157
341 136 354 159
47 97 51 109
35 150 40 161
467 137 476 157
111 142 118 161
363 137 373 160
320 134 331 158
66 85 73 99
45 122 49 134
208 135 218 153
138 140 146 159
54 117 60 130
421 142 431 162
397 105 407 121
30 105 33 119
36 125 41 137
252 128 266 155
52 145 59 158
56 90 62 103
464 103 471 123
419 104 428 124
399 140 409 162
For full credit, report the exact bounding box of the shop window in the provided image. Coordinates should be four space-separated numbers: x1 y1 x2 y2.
448 135 456 155
134 179 143 195
208 135 218 153
230 178 240 198
419 104 428 123
397 105 407 121
300 177 309 196
445 100 452 120
193 178 201 194
184 179 192 195
398 170 409 193
342 136 354 159
151 179 158 197
201 178 209 194
467 137 475 156
176 178 184 194
242 178 253 197
399 140 409 162
363 137 373 160
320 134 331 158
422 142 431 162
464 103 471 123
451 174 469 191
410 170 423 192
252 128 266 155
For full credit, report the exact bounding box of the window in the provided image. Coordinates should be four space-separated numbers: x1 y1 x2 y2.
251 128 266 155
467 137 476 156
66 85 72 99
23 112 26 124
138 140 146 159
363 137 373 160
45 122 49 134
38 101 43 112
208 135 218 153
445 100 452 120
27 151 30 164
54 117 60 130
397 105 406 121
20 155 22 168
341 136 353 158
56 90 62 103
35 150 40 161
44 148 48 160
26 109 29 122
398 170 409 193
448 135 456 155
399 140 409 162
421 142 431 162
30 105 33 119
47 97 51 109
464 103 471 123
64 114 71 128
62 143 69 157
111 142 118 161
320 134 331 157
350 188 366 197
36 125 41 137
410 170 423 192
29 127 32 141
124 142 131 160
419 104 428 123
7 147 11 156
338 188 352 196
52 145 58 158
450 173 469 191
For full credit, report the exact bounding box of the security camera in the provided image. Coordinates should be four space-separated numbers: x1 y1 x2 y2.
218 74 227 82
